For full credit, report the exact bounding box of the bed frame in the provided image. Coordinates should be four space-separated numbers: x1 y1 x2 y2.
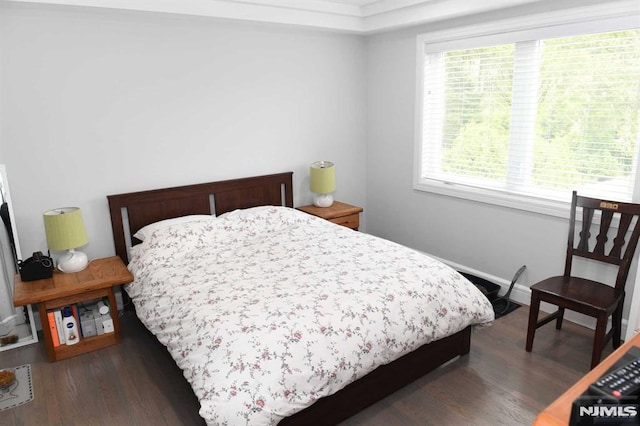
107 171 473 425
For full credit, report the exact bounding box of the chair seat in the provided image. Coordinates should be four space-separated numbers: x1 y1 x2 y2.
531 275 621 313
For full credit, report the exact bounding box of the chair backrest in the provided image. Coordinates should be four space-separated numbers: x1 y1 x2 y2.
565 191 640 293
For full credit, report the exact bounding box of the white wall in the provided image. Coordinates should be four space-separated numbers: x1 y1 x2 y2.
0 2 367 260
363 0 639 325
1 0 638 330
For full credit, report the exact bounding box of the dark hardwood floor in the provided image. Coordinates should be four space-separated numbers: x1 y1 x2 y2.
0 306 611 425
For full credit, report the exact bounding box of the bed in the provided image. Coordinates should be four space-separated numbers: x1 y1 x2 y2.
107 171 494 425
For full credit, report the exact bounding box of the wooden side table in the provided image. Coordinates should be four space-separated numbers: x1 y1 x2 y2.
14 256 133 362
297 201 363 230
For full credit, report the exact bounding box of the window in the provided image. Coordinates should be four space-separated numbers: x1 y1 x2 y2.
415 14 640 215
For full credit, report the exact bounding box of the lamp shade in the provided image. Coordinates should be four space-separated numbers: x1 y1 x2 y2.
310 161 336 194
43 207 88 251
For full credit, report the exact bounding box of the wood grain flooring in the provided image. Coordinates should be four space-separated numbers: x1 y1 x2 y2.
0 306 611 425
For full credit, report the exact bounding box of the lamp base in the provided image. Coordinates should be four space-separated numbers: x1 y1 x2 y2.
57 249 89 273
313 193 334 208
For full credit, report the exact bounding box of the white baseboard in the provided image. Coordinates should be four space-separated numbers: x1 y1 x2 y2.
426 253 629 338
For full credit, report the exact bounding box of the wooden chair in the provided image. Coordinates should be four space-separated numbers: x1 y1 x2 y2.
525 191 640 369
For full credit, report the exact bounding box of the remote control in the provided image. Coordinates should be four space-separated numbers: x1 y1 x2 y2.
570 347 640 425
588 354 640 400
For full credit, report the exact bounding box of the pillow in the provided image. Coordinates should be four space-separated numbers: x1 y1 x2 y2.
216 205 278 220
133 215 214 241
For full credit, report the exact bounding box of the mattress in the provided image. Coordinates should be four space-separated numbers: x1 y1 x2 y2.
125 206 494 425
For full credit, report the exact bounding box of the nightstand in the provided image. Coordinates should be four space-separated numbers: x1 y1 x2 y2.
13 256 132 362
297 201 363 230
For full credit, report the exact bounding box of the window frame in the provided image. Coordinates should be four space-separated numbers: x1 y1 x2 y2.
413 2 640 218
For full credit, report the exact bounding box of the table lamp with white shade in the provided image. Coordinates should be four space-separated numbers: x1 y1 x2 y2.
310 161 336 208
43 207 89 273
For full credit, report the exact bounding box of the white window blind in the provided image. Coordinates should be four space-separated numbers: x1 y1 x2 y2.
419 28 640 204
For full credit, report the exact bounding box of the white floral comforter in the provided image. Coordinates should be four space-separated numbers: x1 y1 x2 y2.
126 206 494 426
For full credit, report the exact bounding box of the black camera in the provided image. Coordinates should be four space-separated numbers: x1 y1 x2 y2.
18 251 54 282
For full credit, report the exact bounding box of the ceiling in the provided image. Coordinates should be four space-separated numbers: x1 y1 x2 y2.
11 0 552 33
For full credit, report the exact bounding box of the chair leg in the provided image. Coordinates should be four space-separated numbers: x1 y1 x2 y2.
526 291 541 352
612 304 623 349
556 307 565 330
591 314 608 369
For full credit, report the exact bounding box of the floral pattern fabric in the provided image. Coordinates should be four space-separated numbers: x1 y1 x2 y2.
126 206 494 426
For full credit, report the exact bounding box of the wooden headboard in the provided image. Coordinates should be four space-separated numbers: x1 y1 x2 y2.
107 172 294 263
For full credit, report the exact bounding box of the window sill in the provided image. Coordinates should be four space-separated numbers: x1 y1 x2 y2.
413 179 571 219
